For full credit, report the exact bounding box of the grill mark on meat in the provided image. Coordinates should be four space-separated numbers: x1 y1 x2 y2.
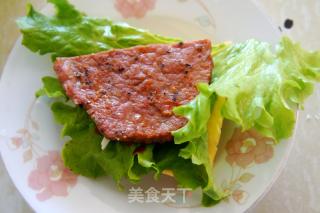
54 40 213 143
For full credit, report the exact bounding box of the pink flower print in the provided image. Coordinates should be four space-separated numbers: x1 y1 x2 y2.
11 137 23 149
226 128 274 168
115 0 156 19
28 151 77 201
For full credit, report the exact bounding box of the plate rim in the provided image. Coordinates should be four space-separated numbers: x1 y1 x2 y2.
0 1 294 212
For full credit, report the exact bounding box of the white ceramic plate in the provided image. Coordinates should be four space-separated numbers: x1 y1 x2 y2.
0 0 293 212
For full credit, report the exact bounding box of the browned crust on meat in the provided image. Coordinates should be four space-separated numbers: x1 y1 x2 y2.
54 40 213 143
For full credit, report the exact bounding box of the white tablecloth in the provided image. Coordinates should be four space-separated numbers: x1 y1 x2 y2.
1 0 320 212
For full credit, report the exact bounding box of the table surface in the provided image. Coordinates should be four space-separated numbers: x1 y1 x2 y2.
1 0 320 212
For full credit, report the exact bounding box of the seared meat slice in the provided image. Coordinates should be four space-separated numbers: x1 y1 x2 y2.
54 40 213 143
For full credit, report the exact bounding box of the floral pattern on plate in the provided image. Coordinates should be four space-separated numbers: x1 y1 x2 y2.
114 0 156 19
8 100 78 201
221 128 275 204
226 128 274 169
28 151 77 201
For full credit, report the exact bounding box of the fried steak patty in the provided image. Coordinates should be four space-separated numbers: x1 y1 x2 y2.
54 40 213 143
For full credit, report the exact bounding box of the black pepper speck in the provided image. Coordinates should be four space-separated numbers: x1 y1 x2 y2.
284 19 294 29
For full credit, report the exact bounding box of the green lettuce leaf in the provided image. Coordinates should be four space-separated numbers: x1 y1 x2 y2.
135 145 160 177
51 101 140 184
38 76 224 205
154 142 222 206
16 0 178 59
171 37 320 205
212 37 320 141
154 143 208 189
172 83 215 145
35 76 66 98
172 84 225 205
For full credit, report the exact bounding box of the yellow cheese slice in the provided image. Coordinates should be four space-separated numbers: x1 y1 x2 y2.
162 96 225 177
162 169 174 177
207 96 225 164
